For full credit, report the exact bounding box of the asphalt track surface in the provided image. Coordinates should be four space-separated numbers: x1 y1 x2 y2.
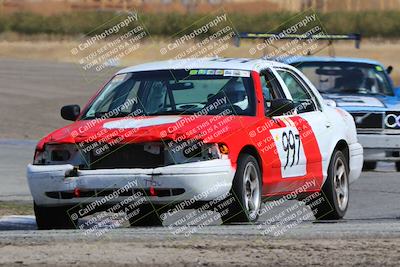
1 138 400 219
1 59 400 266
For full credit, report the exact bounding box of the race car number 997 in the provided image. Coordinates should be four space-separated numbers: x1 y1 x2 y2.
270 127 307 178
282 130 301 169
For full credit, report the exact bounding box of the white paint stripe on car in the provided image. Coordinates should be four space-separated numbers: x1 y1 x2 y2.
103 116 182 129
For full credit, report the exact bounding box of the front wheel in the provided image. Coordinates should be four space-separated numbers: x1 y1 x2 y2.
220 154 262 224
34 202 78 230
362 161 377 171
309 150 349 220
395 162 400 172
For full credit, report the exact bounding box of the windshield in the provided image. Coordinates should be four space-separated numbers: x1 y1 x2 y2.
294 62 394 96
82 69 256 119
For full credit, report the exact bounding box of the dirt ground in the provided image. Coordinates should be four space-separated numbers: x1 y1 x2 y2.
0 39 399 83
0 235 399 266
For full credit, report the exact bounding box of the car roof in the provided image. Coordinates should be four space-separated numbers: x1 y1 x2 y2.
117 58 290 74
287 56 383 66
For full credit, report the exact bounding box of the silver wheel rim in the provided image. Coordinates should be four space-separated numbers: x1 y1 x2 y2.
333 157 349 211
243 162 261 219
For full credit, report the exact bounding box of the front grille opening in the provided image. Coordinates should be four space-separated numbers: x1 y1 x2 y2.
351 112 383 129
88 143 164 169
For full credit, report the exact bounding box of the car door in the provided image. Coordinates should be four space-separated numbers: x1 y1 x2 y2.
269 67 326 192
254 68 315 195
255 68 291 195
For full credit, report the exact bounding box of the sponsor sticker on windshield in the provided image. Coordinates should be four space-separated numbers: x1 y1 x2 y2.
375 65 383 71
224 70 250 77
206 70 215 75
188 69 250 77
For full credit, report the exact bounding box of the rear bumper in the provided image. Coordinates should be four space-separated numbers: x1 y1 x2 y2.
349 142 363 183
358 134 400 162
27 159 235 207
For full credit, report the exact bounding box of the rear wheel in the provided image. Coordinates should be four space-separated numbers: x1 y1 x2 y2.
220 154 262 224
310 150 349 220
127 204 163 227
362 161 377 171
34 202 78 230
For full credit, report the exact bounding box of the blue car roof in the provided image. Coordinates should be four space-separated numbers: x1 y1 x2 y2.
287 56 383 66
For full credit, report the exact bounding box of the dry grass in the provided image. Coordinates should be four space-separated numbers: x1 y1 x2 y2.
0 39 399 84
0 202 33 216
2 0 400 15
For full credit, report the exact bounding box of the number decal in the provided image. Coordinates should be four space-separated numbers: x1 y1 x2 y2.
281 130 301 170
270 126 307 178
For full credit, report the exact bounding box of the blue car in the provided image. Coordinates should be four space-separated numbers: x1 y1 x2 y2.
287 56 400 171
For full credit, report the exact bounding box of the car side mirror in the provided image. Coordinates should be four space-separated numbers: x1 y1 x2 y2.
324 99 337 107
267 98 297 117
387 65 393 74
61 105 81 121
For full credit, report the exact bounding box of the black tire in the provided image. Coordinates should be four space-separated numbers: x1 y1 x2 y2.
34 202 78 230
127 204 163 227
362 161 377 171
309 150 349 220
219 154 262 224
396 162 400 172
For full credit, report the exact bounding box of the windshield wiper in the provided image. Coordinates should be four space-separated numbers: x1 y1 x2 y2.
147 110 196 116
368 92 390 97
91 111 139 118
325 90 389 97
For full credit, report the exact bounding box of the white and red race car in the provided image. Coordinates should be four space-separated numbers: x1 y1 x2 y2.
27 58 363 229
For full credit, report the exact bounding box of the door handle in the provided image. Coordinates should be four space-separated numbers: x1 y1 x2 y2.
325 121 332 128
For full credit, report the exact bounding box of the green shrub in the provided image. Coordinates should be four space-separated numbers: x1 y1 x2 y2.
0 11 400 38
